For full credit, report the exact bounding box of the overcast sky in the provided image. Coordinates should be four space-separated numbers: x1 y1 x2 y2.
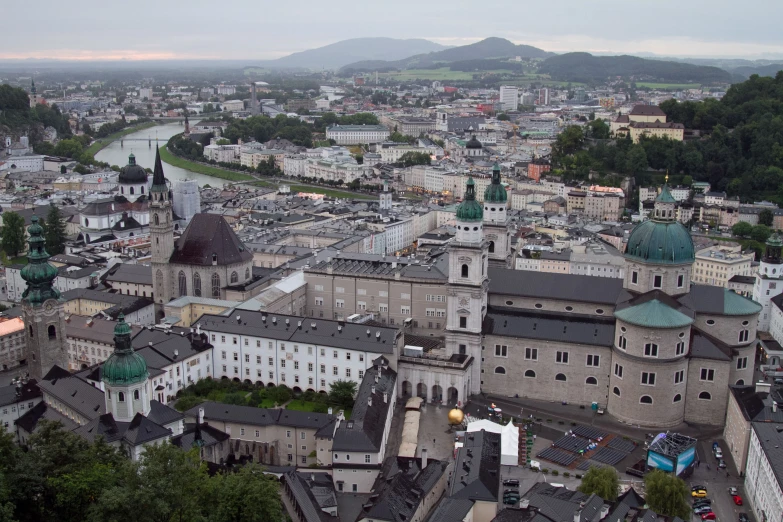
4 0 783 61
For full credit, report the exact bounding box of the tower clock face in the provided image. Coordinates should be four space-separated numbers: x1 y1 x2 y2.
44 301 54 313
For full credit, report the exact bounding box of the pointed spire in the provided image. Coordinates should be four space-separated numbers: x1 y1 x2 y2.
20 216 60 306
30 78 36 94
128 153 136 166
151 148 167 192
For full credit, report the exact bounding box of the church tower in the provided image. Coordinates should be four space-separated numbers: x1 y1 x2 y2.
379 180 392 211
21 216 67 380
754 232 783 331
483 162 510 268
29 79 39 108
102 314 151 421
445 178 488 396
149 149 174 312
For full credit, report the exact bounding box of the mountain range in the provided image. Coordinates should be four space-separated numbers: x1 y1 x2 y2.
251 38 449 70
339 37 554 72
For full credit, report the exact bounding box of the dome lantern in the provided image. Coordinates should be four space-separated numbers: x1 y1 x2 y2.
484 162 507 204
456 178 483 222
102 314 148 386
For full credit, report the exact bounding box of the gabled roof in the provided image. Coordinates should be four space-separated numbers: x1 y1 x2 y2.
483 308 615 348
629 105 666 117
184 401 336 430
614 299 693 329
74 412 172 446
332 358 396 453
678 285 762 316
36 366 105 420
0 379 41 407
488 268 624 305
449 429 500 502
169 213 252 266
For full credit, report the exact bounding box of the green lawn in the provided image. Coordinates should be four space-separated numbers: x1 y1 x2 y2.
379 68 475 81
1 255 27 267
635 82 702 90
85 121 158 156
248 180 277 189
158 145 255 182
285 400 351 419
258 398 276 409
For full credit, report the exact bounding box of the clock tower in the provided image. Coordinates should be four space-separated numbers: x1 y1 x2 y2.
21 216 68 380
149 149 174 315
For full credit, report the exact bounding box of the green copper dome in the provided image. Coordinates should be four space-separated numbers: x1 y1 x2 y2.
456 178 483 222
102 314 148 386
625 219 695 264
484 163 507 204
21 215 61 306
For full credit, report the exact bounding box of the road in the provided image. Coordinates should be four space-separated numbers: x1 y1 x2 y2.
686 439 750 522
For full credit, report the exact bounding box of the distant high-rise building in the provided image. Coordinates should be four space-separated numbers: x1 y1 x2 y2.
538 88 550 106
499 86 519 111
172 179 200 224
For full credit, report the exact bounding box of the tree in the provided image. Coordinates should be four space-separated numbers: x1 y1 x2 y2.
577 466 619 501
587 119 610 139
751 224 772 243
397 152 431 167
329 380 357 409
207 464 283 522
389 132 413 144
0 212 25 258
644 469 690 519
497 113 510 121
44 205 67 256
732 221 753 238
759 209 774 227
625 145 648 174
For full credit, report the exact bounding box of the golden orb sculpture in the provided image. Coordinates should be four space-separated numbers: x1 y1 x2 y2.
448 408 465 425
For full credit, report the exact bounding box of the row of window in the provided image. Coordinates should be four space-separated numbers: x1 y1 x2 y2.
630 271 686 289
218 347 364 362
613 364 723 384
220 366 363 384
493 368 599 385
333 454 372 463
177 269 247 298
495 345 600 367
612 387 711 403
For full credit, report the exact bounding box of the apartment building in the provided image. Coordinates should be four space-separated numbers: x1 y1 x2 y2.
499 86 519 111
101 263 153 298
304 254 449 335
65 315 142 370
203 144 241 164
692 245 754 288
240 149 287 169
723 383 783 475
185 401 338 467
305 158 373 184
745 422 783 522
0 318 26 371
283 155 307 177
391 117 436 136
60 288 155 325
197 310 402 393
326 125 390 145
378 144 430 164
0 380 41 431
584 193 622 222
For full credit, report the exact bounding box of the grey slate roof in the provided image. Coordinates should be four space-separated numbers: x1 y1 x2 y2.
449 429 500 502
15 400 78 433
729 385 783 423
483 308 616 348
332 358 396 453
678 285 761 317
102 263 152 285
488 268 624 305
751 422 783 488
283 471 339 522
184 401 336 430
356 456 448 522
603 488 646 522
170 213 252 266
36 366 105 420
522 483 594 522
689 329 732 361
0 379 41 407
428 498 476 522
147 399 184 426
196 311 398 355
171 422 230 450
74 412 172 445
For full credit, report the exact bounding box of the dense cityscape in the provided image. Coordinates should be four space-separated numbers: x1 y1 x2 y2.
1 20 783 522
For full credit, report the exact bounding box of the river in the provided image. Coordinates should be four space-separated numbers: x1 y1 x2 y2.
95 121 228 186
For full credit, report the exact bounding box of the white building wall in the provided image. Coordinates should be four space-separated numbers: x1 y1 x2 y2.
746 428 783 522
172 180 201 224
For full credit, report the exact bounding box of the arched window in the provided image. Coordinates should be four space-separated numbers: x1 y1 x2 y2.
118 392 125 402
134 390 140 400
736 379 745 385
524 370 536 378
673 394 682 403
640 395 653 404
495 366 506 374
586 376 597 385
130 186 135 195
193 273 201 297
613 387 620 396
230 271 238 284
212 273 220 297
141 186 145 194
699 391 712 400
47 325 56 340
29 325 33 338
461 264 469 278
178 271 187 297
555 373 567 382
153 213 159 226
245 268 250 280
488 241 495 253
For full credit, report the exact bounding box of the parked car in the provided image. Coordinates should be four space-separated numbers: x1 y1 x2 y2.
503 479 520 487
504 489 519 495
739 513 750 522
775 378 783 385
693 499 713 506
728 487 738 495
694 506 713 515
692 485 706 491
734 495 744 506
718 459 727 469
692 490 708 498
714 447 724 459
503 497 518 505
702 513 716 521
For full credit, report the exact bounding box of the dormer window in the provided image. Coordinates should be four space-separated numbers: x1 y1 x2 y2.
212 253 218 264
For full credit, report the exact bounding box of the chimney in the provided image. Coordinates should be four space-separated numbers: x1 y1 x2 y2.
756 381 773 394
368 396 373 407
384 392 388 403
774 402 778 413
421 448 428 469
371 385 376 394
198 407 205 425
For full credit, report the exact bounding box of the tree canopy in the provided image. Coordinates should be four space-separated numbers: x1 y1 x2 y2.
643 469 690 520
222 114 313 147
577 466 619 501
396 152 431 167
1 212 26 258
329 380 357 409
44 205 67 256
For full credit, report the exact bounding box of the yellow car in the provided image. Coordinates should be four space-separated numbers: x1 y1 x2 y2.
692 490 708 498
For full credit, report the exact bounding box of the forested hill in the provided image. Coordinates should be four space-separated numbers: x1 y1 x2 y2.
0 84 72 142
538 53 733 84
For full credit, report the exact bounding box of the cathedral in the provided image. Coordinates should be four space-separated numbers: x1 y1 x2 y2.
400 166 762 427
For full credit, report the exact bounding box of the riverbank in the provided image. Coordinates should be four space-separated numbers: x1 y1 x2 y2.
157 145 255 182
85 121 158 156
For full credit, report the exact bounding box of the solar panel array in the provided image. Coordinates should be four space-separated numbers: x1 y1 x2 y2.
572 426 608 440
536 448 578 466
591 447 628 465
553 435 591 453
608 438 636 453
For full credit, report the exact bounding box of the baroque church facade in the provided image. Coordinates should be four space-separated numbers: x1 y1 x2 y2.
399 168 762 427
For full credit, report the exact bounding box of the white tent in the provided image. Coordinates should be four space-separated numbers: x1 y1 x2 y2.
466 418 519 466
